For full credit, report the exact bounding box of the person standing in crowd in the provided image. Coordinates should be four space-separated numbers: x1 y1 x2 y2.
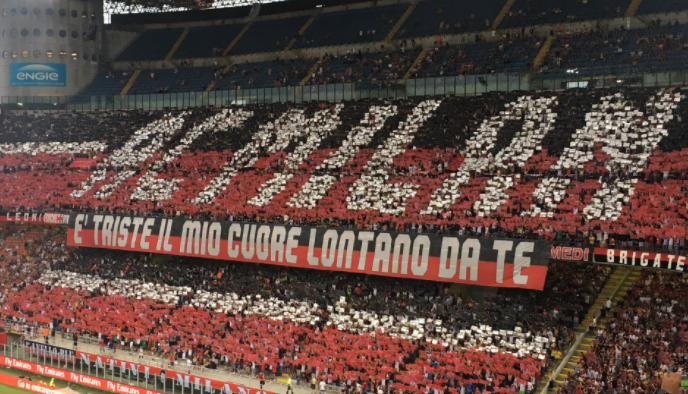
259 372 266 390
604 298 611 317
286 377 293 394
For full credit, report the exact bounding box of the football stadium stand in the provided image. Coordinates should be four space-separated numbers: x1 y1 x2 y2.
215 58 318 90
131 67 215 94
636 0 688 14
78 70 131 97
117 28 186 62
498 0 632 29
541 24 688 76
1 233 612 393
1 2 688 394
556 270 688 394
230 16 311 55
52 0 688 97
293 4 408 48
1 89 688 246
173 24 248 60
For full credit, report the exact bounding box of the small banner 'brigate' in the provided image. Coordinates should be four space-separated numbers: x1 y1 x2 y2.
593 248 688 273
68 213 551 290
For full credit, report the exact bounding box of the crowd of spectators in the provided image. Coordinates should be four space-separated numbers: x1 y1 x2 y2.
4 1 688 392
500 0 627 28
78 11 688 99
313 50 417 87
0 216 683 394
558 271 688 394
0 89 687 250
217 58 317 90
54 246 607 339
0 224 63 306
540 22 688 74
0 230 614 392
410 35 541 78
0 110 156 151
78 0 688 99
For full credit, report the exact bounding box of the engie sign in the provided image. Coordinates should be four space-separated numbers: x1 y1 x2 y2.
10 63 66 87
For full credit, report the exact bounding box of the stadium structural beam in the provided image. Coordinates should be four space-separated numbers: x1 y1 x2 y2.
222 24 252 56
299 56 324 86
557 268 636 390
625 0 644 17
402 48 428 80
111 34 141 62
491 0 516 30
120 70 142 95
165 28 190 61
205 58 234 92
284 15 317 51
539 266 637 394
533 35 555 70
384 3 416 42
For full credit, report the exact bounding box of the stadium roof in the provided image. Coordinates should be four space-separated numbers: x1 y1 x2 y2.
103 0 282 22
105 0 365 24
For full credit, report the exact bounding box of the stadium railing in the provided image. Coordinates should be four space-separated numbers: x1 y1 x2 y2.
3 63 688 112
0 320 334 394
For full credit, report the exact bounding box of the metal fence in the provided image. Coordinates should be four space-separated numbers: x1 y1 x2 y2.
0 319 341 394
0 339 193 394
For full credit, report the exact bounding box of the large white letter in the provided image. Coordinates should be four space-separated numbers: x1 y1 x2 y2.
492 240 514 284
249 106 343 207
288 105 396 209
459 239 481 281
513 242 533 285
438 237 460 279
349 100 442 214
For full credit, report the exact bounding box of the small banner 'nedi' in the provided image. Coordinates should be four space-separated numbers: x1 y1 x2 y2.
550 245 589 262
68 213 551 290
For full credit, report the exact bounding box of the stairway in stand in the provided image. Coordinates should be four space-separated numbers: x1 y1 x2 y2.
542 267 641 394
